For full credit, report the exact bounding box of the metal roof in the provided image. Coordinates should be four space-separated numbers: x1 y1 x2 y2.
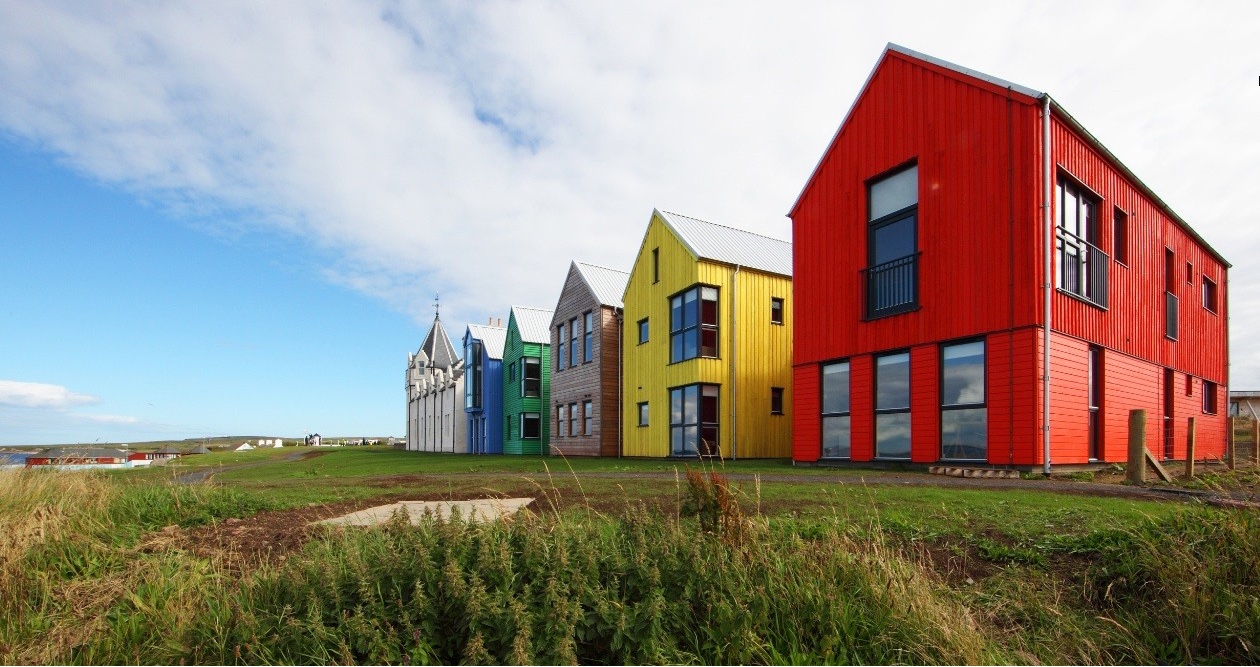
573 261 630 309
510 306 555 344
34 447 128 459
656 210 792 277
465 324 507 359
155 444 183 454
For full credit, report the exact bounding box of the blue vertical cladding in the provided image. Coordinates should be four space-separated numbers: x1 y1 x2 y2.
464 328 505 455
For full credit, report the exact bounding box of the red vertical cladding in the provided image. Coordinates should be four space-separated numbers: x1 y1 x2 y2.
1101 350 1161 463
850 355 874 461
1047 332 1090 464
792 364 821 462
986 329 1040 466
910 344 939 462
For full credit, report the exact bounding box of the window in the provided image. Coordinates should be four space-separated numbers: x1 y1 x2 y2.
821 361 851 458
941 341 986 461
568 402 579 436
465 340 482 409
1185 374 1193 397
584 312 594 362
875 352 911 459
570 318 579 367
1165 249 1178 340
1056 178 1107 307
771 387 784 415
637 318 649 344
670 285 719 362
1186 261 1193 284
557 405 567 437
1113 208 1128 265
637 401 649 427
865 165 919 318
521 357 540 398
583 400 593 435
521 412 540 439
508 361 515 383
1203 277 1218 313
1088 346 1102 460
1203 380 1218 414
669 384 719 456
557 324 566 371
770 297 784 325
652 247 659 283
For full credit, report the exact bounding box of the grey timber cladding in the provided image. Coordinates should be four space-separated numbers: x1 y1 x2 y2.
656 209 792 277
574 261 630 309
511 306 554 344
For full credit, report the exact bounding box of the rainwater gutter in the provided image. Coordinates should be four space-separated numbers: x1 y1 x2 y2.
1042 94 1053 476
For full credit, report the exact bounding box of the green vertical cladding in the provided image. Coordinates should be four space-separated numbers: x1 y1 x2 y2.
502 337 552 456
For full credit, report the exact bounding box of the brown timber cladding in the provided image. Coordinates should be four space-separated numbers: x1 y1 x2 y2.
549 269 621 457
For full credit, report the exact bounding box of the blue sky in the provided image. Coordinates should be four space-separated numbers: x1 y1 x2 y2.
1 1 1257 444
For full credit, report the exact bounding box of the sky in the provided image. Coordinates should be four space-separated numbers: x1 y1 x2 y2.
0 1 1257 445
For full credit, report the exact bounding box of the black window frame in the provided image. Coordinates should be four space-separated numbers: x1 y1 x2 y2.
940 339 987 462
1203 276 1218 314
521 356 541 398
1203 380 1218 415
637 317 649 344
669 383 720 457
669 284 719 363
652 247 659 283
465 340 483 410
864 163 920 319
1113 206 1128 266
770 387 784 415
821 360 851 459
1055 175 1109 309
557 323 566 371
770 297 784 325
874 350 912 460
569 317 579 367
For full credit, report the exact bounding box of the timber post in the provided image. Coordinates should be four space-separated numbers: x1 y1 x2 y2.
1127 409 1146 485
1253 418 1259 466
1228 417 1237 471
1185 417 1196 479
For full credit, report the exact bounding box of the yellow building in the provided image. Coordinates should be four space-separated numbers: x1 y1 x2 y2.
622 209 793 458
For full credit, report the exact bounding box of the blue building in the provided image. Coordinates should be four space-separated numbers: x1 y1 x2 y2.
463 323 507 454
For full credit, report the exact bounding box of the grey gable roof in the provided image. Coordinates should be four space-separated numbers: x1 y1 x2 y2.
657 209 792 277
510 306 554 344
416 315 460 369
573 261 630 309
465 324 507 359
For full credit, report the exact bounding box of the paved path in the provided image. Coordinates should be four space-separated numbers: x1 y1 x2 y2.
318 498 535 526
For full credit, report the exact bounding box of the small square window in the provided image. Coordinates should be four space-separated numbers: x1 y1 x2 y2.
770 297 784 325
637 401 649 426
1203 277 1218 313
771 387 785 415
637 318 649 344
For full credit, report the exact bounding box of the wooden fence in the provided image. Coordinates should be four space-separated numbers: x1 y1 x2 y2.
1229 417 1259 470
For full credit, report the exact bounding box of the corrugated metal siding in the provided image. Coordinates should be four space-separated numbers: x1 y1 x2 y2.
1049 115 1228 385
574 261 630 309
621 211 793 458
1046 333 1091 464
1100 347 1160 462
658 210 792 277
512 306 555 345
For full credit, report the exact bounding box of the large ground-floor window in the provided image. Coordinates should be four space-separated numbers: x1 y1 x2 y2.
940 340 987 461
875 352 911 459
821 361 851 458
670 383 719 456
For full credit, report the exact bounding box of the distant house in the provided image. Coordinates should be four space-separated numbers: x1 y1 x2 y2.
1231 391 1260 419
151 445 182 460
126 452 153 467
502 306 555 455
229 442 254 452
26 448 130 469
305 433 322 447
549 261 630 457
406 313 467 453
463 323 507 454
184 444 212 455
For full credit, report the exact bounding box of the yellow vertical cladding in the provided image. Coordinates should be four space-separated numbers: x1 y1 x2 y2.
621 212 793 458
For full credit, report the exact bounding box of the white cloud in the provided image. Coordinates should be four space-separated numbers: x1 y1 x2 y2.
0 380 99 409
0 0 1256 386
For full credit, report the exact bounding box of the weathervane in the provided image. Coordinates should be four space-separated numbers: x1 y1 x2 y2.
433 292 440 319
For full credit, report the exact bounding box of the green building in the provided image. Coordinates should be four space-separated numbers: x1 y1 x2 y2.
502 306 554 455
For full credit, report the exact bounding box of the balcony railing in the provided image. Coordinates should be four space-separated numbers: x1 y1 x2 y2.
1165 291 1179 340
863 253 920 319
1056 228 1108 309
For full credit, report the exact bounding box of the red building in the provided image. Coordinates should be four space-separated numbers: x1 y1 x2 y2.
791 45 1229 470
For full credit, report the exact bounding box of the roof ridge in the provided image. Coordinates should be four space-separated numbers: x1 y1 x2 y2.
659 209 789 245
574 260 630 275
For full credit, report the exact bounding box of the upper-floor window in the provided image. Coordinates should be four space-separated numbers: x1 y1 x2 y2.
521 357 541 398
1203 276 1218 313
770 297 784 325
638 401 649 426
865 165 919 318
1113 207 1128 266
637 318 649 344
584 312 594 362
465 340 482 409
652 247 660 283
1056 178 1108 308
557 324 566 371
508 361 515 383
570 317 579 367
670 285 718 362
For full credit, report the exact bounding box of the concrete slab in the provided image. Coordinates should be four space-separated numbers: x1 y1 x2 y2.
317 498 534 526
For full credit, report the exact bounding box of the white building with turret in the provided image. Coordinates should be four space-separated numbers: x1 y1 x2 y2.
406 311 467 453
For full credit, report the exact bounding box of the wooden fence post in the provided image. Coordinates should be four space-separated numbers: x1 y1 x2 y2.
1128 409 1147 485
1228 417 1237 471
1185 417 1196 479
1253 418 1259 466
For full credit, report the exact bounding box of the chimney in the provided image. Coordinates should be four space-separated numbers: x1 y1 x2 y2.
488 316 492 325
497 318 502 327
